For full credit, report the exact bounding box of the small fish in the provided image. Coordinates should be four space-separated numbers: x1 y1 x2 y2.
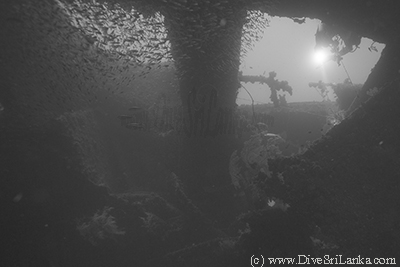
125 123 144 130
118 115 133 119
292 17 306 24
128 106 142 111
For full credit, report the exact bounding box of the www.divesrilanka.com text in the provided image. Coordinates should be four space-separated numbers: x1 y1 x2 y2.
250 255 396 265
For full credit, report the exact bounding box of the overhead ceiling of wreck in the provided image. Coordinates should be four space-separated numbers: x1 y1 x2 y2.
59 0 399 45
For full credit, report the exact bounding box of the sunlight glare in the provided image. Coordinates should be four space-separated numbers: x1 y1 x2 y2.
313 49 329 65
